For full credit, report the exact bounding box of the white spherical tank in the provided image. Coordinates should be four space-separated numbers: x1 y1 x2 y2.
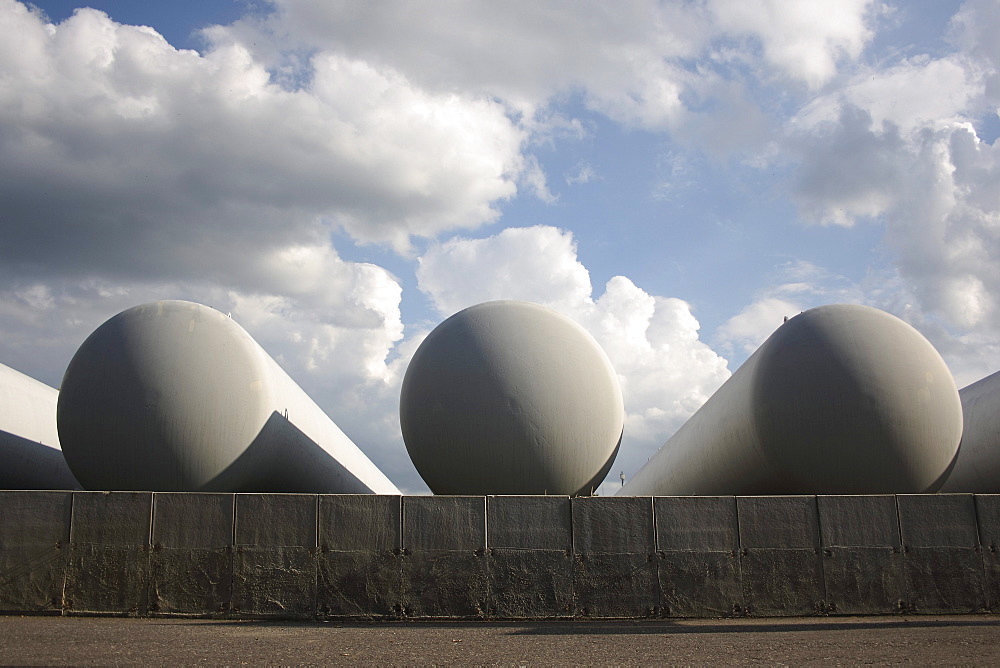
57 300 399 493
400 300 624 495
620 304 963 496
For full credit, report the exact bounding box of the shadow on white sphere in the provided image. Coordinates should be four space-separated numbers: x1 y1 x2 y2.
400 301 624 495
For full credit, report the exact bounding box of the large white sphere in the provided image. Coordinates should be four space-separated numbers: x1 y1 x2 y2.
621 304 963 496
400 300 624 495
58 300 398 493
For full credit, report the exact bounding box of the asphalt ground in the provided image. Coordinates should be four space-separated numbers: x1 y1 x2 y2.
1 615 999 665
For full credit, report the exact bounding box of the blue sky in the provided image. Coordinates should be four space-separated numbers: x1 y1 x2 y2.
3 0 999 493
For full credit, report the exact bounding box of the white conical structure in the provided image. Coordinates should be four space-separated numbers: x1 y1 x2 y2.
0 362 80 489
940 369 1000 492
58 300 399 493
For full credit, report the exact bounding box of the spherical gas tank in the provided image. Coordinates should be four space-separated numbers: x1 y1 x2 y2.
58 300 398 493
400 300 624 495
621 304 962 496
749 304 962 492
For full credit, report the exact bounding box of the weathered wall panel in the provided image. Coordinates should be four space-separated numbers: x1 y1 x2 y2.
573 497 658 617
400 496 487 618
487 496 573 618
897 494 987 613
976 495 1000 611
488 495 572 551
738 496 825 616
65 492 152 615
149 493 234 616
655 496 742 617
818 495 905 615
0 491 72 612
232 494 317 619
317 495 401 618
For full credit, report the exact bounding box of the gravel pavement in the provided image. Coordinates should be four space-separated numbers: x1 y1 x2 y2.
1 615 999 665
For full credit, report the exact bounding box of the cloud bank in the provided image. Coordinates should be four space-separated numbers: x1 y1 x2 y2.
3 0 1000 492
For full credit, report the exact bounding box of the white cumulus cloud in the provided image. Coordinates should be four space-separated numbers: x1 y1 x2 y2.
0 0 528 284
218 0 877 134
708 0 875 89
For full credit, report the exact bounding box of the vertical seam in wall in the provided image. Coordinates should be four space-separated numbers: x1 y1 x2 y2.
972 493 984 549
313 494 319 550
650 496 657 553
142 492 153 616
483 495 490 551
811 495 828 610
971 493 987 610
395 495 402 553
735 496 744 552
648 496 657 554
395 495 403 616
226 494 235 616
312 494 319 619
649 496 661 618
61 490 76 615
734 495 745 614
147 492 155 546
568 496 576 557
400 496 407 552
569 496 578 616
814 495 826 551
894 494 910 609
894 494 905 548
67 490 77 545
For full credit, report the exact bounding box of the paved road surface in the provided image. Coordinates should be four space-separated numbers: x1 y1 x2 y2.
1 615 998 665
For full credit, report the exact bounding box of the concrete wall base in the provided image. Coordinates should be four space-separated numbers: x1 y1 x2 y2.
0 492 997 620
